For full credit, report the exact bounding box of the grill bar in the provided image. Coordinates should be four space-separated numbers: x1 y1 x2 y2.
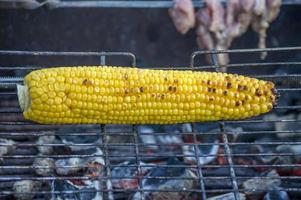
6 0 300 8
101 125 115 200
1 141 301 147
1 163 301 169
191 123 207 200
0 187 300 195
1 152 301 159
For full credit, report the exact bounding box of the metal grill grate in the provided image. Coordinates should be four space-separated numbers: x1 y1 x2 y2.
1 0 301 9
0 47 301 200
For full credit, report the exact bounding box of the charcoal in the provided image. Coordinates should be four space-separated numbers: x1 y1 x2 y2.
0 138 16 158
55 147 105 176
105 124 133 133
105 125 135 151
273 67 301 110
54 179 103 200
263 189 291 200
13 180 42 200
243 170 281 196
111 161 155 189
275 145 299 167
132 158 196 200
224 127 243 142
33 157 55 176
136 125 184 163
57 125 101 151
84 148 105 178
181 124 220 165
0 181 15 189
203 167 258 177
2 147 35 166
190 122 220 133
182 139 219 165
104 125 136 163
242 136 287 164
277 145 301 154
55 157 83 175
203 178 239 189
138 125 158 151
229 122 274 132
36 135 55 155
86 158 105 178
138 125 183 152
201 167 257 189
248 144 278 164
0 165 32 176
207 192 246 200
107 145 136 163
281 179 301 198
264 114 301 139
0 0 59 9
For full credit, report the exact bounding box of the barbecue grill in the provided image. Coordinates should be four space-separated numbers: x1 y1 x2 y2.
0 47 300 200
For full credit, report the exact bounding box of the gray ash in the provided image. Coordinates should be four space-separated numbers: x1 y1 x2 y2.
13 180 42 200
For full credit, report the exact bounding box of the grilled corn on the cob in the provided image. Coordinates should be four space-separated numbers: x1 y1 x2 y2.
17 66 278 124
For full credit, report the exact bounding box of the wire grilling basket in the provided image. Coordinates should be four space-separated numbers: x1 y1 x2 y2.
0 47 301 200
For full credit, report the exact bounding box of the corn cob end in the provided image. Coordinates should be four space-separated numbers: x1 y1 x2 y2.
17 84 30 113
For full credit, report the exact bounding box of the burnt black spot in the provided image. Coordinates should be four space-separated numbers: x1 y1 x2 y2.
271 88 278 95
161 94 165 100
209 97 214 101
267 81 274 87
255 88 262 96
223 91 228 96
151 94 156 98
173 86 177 92
212 88 216 93
225 76 231 81
208 88 212 92
241 100 245 105
207 80 211 85
124 89 129 95
168 86 173 91
235 101 241 106
226 82 232 89
164 77 168 82
83 79 92 86
243 85 248 91
139 87 144 93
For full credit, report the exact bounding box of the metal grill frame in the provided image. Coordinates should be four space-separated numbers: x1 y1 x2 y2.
0 47 301 200
1 0 301 8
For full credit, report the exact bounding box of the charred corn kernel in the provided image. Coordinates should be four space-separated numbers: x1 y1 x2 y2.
17 66 278 124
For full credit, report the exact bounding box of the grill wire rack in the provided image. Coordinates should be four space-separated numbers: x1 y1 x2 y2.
1 0 301 9
0 47 301 200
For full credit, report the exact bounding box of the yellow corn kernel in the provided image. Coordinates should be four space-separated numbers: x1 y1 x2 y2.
17 66 278 124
